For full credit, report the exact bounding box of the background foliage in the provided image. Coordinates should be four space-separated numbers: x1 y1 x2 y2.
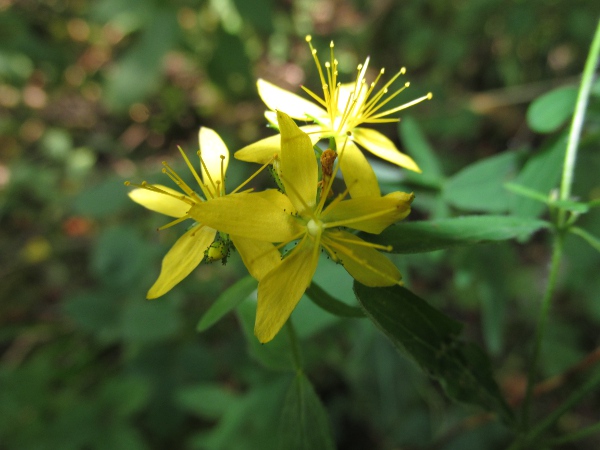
1 0 599 448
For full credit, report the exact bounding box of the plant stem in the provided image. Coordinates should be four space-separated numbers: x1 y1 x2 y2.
521 233 564 429
558 18 600 226
286 320 303 372
543 420 600 447
529 368 600 444
520 18 600 437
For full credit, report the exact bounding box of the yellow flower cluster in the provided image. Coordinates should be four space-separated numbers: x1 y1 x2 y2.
127 37 430 342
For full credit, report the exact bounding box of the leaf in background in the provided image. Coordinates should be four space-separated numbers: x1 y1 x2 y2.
363 215 550 254
354 283 514 423
509 135 566 218
443 151 519 213
176 383 239 420
120 300 181 343
278 373 335 450
103 7 180 111
305 282 365 318
236 299 294 371
207 28 252 96
399 115 444 187
197 276 257 332
526 86 578 133
91 226 152 287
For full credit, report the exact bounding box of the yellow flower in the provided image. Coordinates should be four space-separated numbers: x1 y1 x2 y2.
190 112 414 343
236 35 431 198
126 127 281 299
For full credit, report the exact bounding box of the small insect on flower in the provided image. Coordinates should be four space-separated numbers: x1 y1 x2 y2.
318 149 337 199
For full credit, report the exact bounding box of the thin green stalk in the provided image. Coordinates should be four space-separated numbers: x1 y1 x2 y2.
543 420 600 447
528 368 600 444
558 18 600 227
521 233 564 429
520 19 600 436
285 320 303 372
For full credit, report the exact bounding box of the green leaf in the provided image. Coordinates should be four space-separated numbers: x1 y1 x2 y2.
197 276 257 332
305 282 365 318
443 151 519 213
527 86 578 133
363 215 550 253
236 299 294 371
176 383 239 419
354 283 514 423
399 115 444 188
278 374 335 450
509 136 566 218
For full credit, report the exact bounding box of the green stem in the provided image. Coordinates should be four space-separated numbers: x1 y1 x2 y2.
285 320 303 372
543 420 600 447
528 368 600 444
558 18 600 227
521 233 564 429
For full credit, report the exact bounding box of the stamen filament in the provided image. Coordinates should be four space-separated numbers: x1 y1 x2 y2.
324 206 398 229
157 215 190 231
301 85 327 108
161 163 204 202
230 157 274 194
369 93 433 120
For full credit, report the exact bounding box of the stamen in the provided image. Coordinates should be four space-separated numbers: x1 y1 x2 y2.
230 156 274 194
324 205 399 229
125 180 195 205
301 85 327 108
219 155 226 196
368 92 433 120
324 236 401 285
326 235 392 252
195 149 218 198
161 163 203 202
157 214 190 231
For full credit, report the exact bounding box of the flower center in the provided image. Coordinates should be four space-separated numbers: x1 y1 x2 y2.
306 219 324 237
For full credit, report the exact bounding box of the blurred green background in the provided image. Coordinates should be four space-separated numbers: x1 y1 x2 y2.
1 0 599 449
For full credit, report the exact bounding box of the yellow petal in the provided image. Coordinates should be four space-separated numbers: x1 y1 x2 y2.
235 134 282 164
188 192 302 242
322 191 414 234
253 189 297 214
337 140 381 198
324 230 401 286
353 127 421 173
199 127 230 189
277 111 318 213
147 225 216 299
257 78 326 120
231 236 281 280
128 185 190 218
254 239 318 343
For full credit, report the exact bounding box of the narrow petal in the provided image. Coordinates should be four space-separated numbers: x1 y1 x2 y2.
277 111 318 212
254 239 318 343
188 192 302 242
253 189 297 214
199 127 230 188
235 134 282 164
353 127 421 172
324 230 401 287
231 236 281 280
128 185 190 218
147 225 216 299
322 191 414 234
258 79 327 121
338 140 381 198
